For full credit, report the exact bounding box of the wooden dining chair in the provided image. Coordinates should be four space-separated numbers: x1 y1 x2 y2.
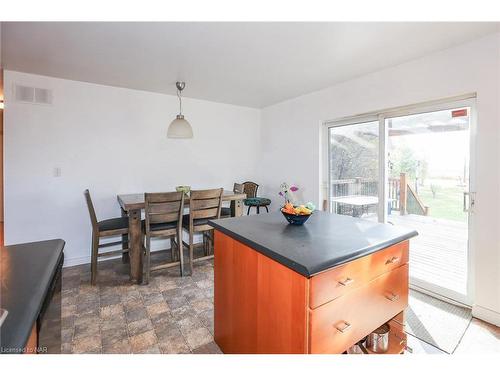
144 192 185 283
182 188 223 275
84 189 129 285
221 183 245 218
243 181 271 214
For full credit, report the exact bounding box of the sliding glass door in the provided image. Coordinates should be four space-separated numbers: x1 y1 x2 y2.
326 98 475 306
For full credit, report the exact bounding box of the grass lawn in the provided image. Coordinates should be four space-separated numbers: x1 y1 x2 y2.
415 184 467 222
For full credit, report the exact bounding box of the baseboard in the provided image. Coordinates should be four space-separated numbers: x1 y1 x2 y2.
64 248 174 268
64 255 93 267
472 304 500 327
63 246 170 268
63 234 204 268
64 253 128 267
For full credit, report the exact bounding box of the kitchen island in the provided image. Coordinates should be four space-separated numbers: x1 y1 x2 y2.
209 211 417 354
1 239 65 354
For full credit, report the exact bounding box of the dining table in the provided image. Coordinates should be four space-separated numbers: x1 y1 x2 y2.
117 190 246 284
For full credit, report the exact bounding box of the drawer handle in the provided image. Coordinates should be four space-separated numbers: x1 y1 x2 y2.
335 321 352 333
386 256 400 265
338 277 354 286
386 292 400 302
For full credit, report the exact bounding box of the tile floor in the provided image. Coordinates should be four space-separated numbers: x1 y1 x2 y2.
62 249 500 354
407 318 500 354
62 249 221 354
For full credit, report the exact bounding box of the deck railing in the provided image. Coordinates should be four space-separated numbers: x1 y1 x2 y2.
330 173 428 216
407 184 429 216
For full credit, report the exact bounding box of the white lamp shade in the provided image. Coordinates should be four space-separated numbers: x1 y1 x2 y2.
167 115 193 138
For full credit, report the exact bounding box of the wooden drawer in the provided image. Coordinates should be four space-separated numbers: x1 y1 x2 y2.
309 264 408 354
310 241 409 309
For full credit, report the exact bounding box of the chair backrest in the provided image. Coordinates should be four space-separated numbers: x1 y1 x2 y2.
243 181 259 198
144 192 185 234
188 188 224 228
233 183 245 194
84 189 99 230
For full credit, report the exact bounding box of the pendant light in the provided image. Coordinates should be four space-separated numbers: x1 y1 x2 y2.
167 81 193 138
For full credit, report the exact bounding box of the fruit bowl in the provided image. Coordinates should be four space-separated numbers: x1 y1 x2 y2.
281 210 312 225
280 202 315 225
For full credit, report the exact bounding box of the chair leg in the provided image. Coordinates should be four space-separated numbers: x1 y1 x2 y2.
121 208 130 264
204 232 211 256
189 233 194 275
257 206 260 214
203 232 208 256
205 231 210 256
90 231 99 285
144 235 151 285
206 234 209 256
169 237 177 261
247 206 251 215
202 234 207 256
209 230 214 255
178 231 185 277
265 205 269 213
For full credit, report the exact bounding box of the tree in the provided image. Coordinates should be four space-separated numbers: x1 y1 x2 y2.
330 130 378 180
389 145 419 180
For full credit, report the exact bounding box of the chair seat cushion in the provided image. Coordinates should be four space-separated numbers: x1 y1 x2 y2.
182 214 210 228
149 221 178 232
98 217 129 232
244 197 271 206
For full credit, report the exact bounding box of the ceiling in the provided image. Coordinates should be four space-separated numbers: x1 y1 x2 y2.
1 22 498 108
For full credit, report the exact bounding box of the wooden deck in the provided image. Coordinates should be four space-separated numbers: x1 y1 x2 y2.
387 214 468 296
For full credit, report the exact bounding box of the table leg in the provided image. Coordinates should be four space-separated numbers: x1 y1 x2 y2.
128 208 143 284
121 207 130 264
232 199 243 217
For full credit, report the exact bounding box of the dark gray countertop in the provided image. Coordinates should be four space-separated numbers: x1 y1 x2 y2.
1 239 65 353
209 211 417 277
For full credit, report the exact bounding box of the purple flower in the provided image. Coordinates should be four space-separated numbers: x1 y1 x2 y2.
278 192 284 196
290 185 298 192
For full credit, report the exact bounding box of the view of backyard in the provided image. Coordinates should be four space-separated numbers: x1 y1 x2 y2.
410 179 467 222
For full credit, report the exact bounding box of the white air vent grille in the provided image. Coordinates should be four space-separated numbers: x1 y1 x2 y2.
14 84 53 105
34 87 52 104
15 85 35 102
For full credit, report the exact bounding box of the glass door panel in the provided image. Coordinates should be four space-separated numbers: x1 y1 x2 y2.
385 107 471 304
328 121 380 222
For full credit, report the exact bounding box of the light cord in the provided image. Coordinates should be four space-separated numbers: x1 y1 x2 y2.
177 88 183 116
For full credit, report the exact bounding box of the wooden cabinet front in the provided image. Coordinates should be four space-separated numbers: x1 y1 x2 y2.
214 230 410 354
214 231 308 354
24 324 38 354
309 264 408 354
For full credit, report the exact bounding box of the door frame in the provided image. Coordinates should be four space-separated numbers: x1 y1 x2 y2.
323 93 477 307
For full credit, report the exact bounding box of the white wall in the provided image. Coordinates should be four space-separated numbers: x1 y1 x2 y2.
259 33 500 324
4 71 261 265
